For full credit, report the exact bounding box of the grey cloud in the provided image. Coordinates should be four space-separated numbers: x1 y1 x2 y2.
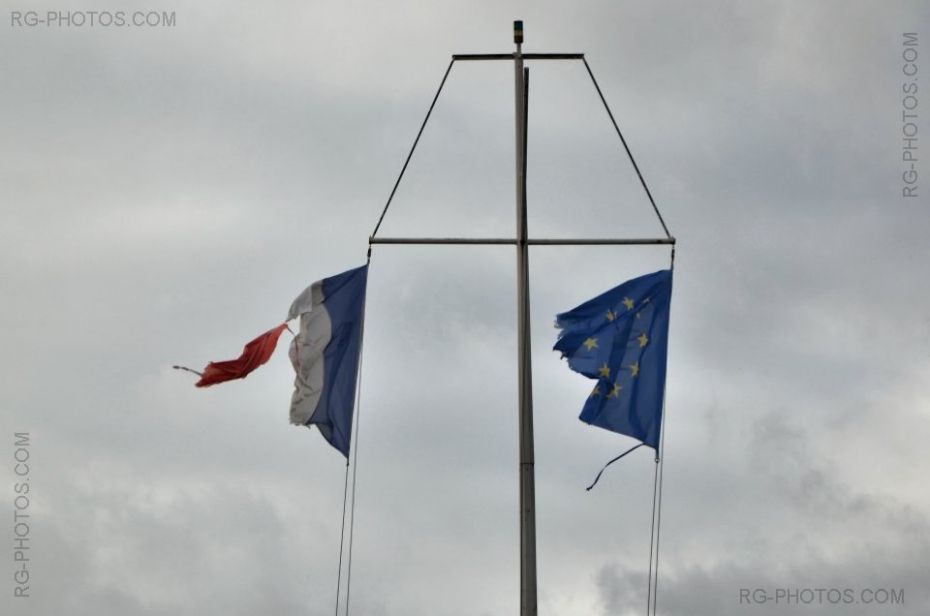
3 1 929 615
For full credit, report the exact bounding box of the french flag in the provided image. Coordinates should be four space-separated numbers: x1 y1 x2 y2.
181 264 368 458
287 265 368 457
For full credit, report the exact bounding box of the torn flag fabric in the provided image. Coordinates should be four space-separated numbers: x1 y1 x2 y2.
195 323 289 388
553 269 673 450
288 264 368 458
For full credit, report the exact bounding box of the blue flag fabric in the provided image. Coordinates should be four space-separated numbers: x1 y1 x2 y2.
288 265 368 457
554 269 672 449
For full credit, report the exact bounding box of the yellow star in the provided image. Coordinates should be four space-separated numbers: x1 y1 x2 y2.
589 384 602 397
622 297 635 310
606 309 617 322
598 363 611 378
630 362 640 377
608 382 622 398
638 333 649 348
583 337 598 351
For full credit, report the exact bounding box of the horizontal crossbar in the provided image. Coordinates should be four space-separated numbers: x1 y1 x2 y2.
452 53 584 61
529 238 675 245
369 237 675 246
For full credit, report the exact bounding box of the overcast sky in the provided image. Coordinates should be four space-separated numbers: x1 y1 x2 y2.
2 2 929 615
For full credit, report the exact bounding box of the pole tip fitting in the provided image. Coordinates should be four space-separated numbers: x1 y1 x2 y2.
514 20 524 44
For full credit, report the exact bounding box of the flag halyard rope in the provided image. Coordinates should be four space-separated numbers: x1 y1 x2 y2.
647 246 674 615
333 460 351 616
651 417 667 615
646 447 660 615
341 255 371 616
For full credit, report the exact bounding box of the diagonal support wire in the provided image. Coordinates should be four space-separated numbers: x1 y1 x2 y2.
582 58 672 239
370 58 456 241
368 54 673 245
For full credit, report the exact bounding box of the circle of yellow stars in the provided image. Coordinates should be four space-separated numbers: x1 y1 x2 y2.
584 294 653 399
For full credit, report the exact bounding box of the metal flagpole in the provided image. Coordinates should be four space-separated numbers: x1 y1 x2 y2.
513 20 537 616
366 20 676 616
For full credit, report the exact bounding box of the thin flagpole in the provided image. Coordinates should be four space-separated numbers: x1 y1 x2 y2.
514 20 538 616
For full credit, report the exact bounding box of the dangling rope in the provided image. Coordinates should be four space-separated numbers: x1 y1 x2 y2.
585 443 644 491
370 59 456 240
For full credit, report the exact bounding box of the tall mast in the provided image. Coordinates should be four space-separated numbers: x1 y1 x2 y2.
513 19 537 616
368 23 675 615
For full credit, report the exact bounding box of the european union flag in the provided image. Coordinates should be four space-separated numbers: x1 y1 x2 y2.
554 269 672 450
